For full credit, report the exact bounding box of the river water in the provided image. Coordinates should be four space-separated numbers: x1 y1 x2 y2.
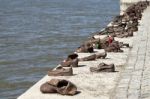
0 0 119 98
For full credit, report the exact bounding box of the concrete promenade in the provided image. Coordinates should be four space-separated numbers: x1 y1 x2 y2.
18 34 134 99
18 2 150 99
113 6 150 99
18 17 134 99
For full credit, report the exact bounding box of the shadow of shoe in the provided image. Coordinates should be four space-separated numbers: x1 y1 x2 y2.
74 91 81 95
77 65 86 67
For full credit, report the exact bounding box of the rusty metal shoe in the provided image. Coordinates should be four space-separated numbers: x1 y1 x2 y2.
87 46 94 53
119 42 129 48
105 41 123 52
76 46 87 53
47 79 77 96
123 43 129 47
105 46 115 52
90 62 115 72
118 49 123 52
40 82 57 93
79 54 96 61
98 63 115 72
67 53 78 60
61 53 79 67
71 58 79 67
60 60 72 67
96 51 107 59
60 58 79 67
76 43 94 53
56 80 77 95
48 67 73 76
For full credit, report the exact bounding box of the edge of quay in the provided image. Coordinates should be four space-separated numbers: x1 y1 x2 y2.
18 1 149 99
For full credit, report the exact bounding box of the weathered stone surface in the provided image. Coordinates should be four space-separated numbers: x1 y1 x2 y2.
113 6 150 99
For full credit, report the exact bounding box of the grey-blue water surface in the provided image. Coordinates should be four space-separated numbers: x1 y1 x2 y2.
0 0 119 98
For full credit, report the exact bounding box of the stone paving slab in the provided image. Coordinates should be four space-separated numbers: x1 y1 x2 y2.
112 6 150 99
